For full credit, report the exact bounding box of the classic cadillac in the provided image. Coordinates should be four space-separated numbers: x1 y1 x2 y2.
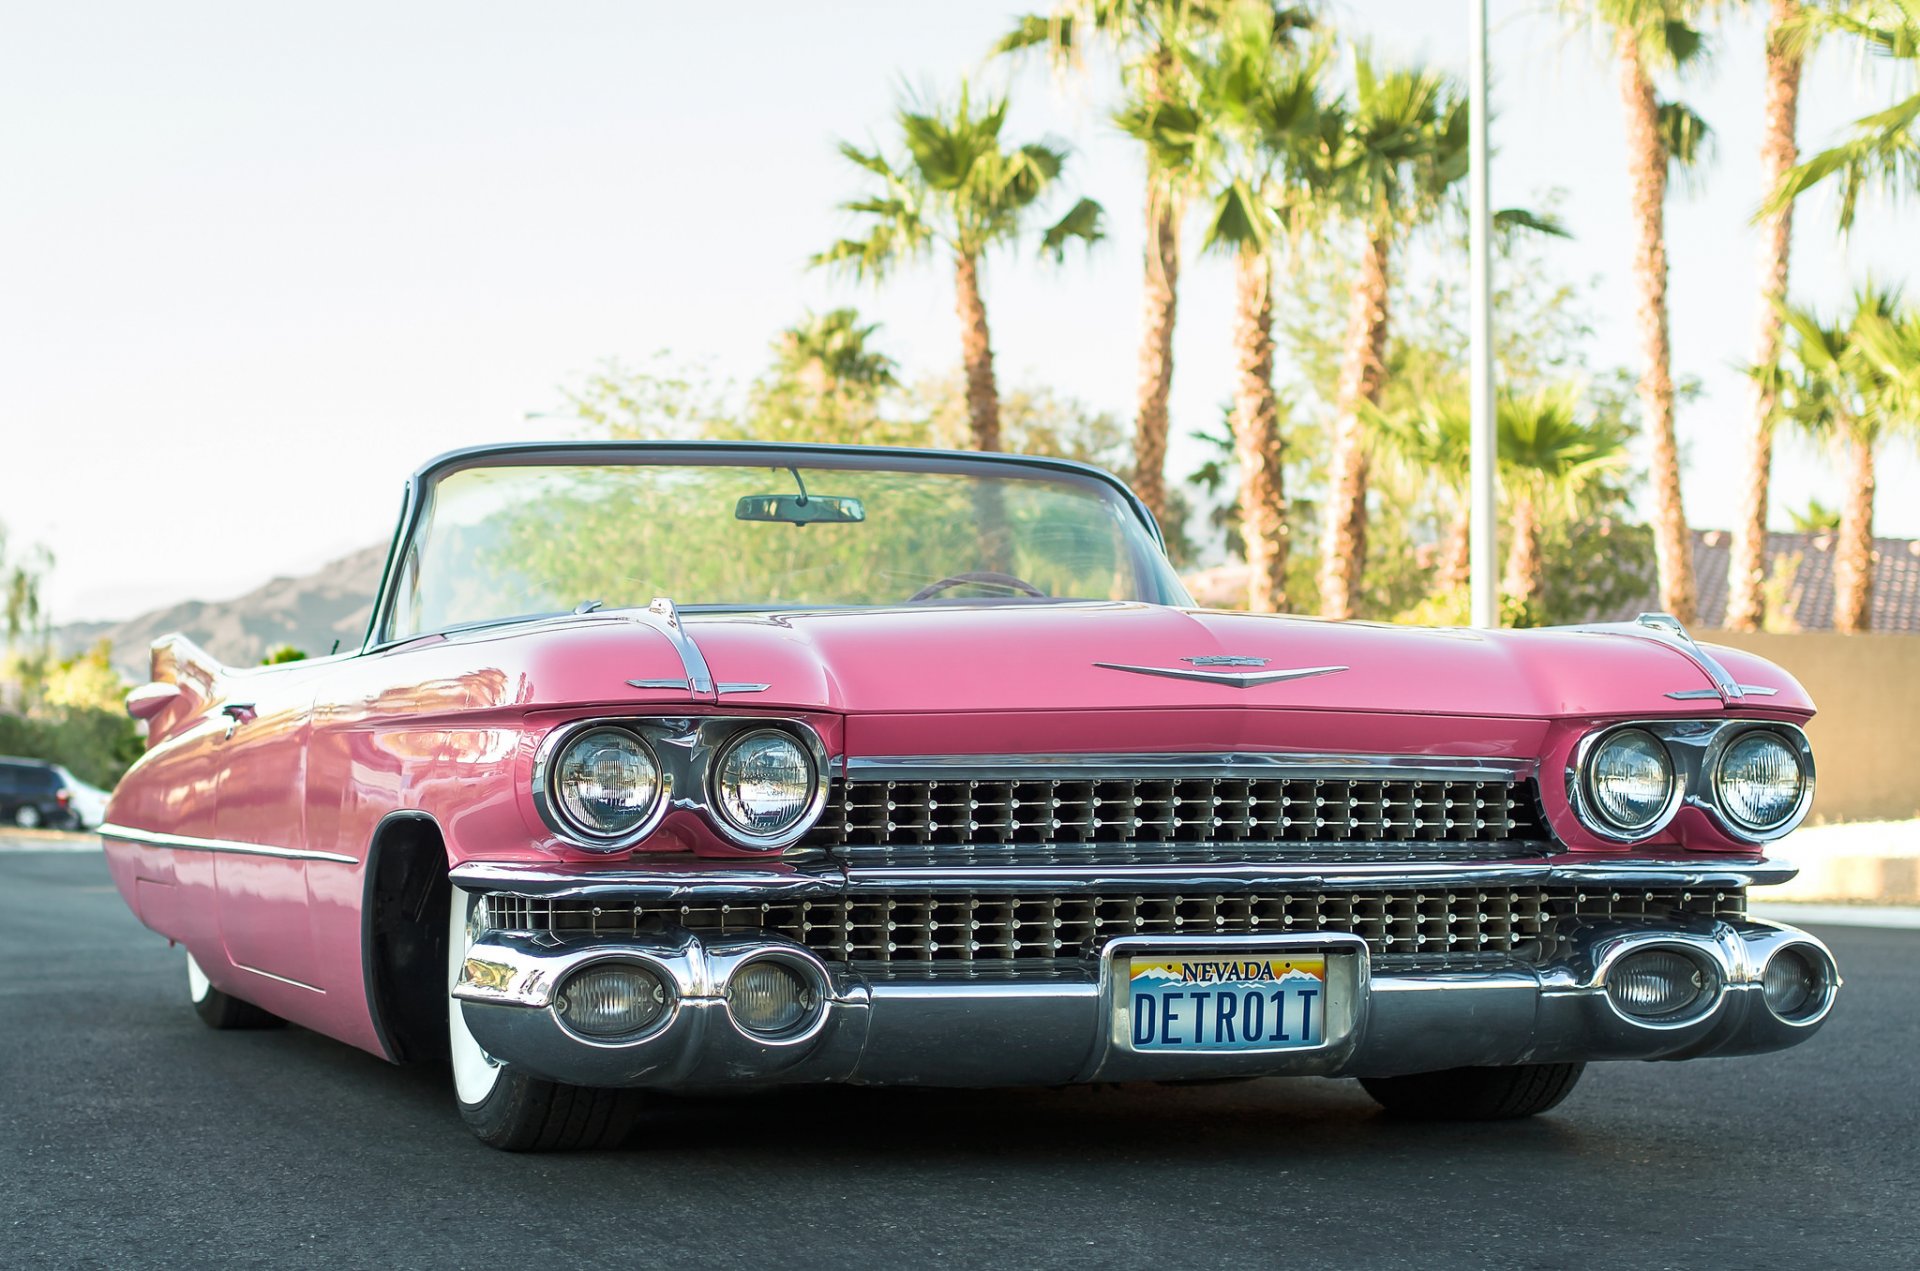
101 441 1838 1151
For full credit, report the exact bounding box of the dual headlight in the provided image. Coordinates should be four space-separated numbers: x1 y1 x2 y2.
1574 724 1811 842
539 721 823 852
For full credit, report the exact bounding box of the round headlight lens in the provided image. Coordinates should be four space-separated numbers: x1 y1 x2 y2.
552 728 662 841
1584 729 1675 835
1715 731 1805 834
712 730 817 842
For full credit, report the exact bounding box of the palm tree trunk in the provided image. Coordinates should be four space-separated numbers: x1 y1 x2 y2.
1320 223 1391 620
1133 186 1181 532
1834 431 1876 633
1502 488 1541 614
1618 28 1697 624
1438 510 1471 592
1231 250 1288 612
1726 0 1804 632
953 249 1000 451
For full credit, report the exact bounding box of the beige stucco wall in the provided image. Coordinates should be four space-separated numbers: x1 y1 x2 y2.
1701 630 1920 824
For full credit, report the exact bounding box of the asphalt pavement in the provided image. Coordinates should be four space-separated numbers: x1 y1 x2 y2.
3 848 1914 1270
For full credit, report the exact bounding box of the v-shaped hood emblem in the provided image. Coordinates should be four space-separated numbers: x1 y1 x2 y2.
1092 661 1349 689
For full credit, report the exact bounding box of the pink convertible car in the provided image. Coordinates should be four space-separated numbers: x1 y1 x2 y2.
102 442 1838 1150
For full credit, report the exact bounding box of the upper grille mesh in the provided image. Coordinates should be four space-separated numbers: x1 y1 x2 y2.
482 885 1743 973
800 773 1548 864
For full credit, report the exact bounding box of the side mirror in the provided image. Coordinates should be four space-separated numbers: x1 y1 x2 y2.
735 494 866 525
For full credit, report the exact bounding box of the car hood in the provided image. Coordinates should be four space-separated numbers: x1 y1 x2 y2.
678 603 1810 721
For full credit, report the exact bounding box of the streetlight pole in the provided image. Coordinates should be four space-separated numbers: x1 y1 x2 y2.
1468 0 1498 629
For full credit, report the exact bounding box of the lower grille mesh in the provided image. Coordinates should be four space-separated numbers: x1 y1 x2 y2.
483 886 1745 972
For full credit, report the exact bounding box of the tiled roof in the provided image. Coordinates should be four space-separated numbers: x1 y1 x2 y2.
1614 530 1920 633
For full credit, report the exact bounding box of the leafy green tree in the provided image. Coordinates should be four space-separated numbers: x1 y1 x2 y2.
814 81 1104 451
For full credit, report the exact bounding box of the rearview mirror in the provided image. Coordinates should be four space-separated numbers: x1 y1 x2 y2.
735 494 866 525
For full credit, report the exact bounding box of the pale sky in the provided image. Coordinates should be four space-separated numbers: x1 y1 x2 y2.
3 0 1915 623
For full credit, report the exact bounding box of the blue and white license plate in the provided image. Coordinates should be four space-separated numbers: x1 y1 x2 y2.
1127 954 1328 1051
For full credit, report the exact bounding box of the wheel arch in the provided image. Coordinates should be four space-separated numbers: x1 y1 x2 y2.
361 810 454 1064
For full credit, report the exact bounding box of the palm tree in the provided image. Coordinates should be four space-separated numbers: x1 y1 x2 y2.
1726 0 1810 631
1497 385 1631 611
1772 285 1908 632
746 309 903 445
773 308 898 400
1563 0 1709 624
1368 381 1627 610
1316 59 1469 621
814 82 1103 451
1364 388 1474 590
998 3 1315 529
1765 0 1920 230
1176 7 1333 611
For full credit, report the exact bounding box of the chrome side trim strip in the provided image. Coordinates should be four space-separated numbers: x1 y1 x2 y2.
234 963 326 993
841 751 1537 783
1093 662 1348 689
99 823 359 865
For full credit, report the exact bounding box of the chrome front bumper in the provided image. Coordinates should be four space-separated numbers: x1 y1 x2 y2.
452 905 1839 1090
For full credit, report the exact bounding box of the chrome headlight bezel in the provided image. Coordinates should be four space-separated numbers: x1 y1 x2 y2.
1566 719 1815 847
532 721 672 853
706 725 830 851
530 716 831 854
1570 725 1683 842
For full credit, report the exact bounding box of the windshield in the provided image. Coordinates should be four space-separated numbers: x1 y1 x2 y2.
383 452 1186 640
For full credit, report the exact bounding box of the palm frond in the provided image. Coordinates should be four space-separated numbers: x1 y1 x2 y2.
1040 197 1106 260
1492 207 1573 238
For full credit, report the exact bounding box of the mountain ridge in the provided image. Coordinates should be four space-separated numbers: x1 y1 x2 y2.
56 544 387 680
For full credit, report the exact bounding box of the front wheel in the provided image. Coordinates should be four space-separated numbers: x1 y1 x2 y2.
1359 1063 1585 1120
447 887 643 1151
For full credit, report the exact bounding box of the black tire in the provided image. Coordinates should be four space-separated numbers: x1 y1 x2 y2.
14 804 42 829
447 886 643 1151
188 952 285 1030
457 1071 645 1152
1360 1063 1585 1121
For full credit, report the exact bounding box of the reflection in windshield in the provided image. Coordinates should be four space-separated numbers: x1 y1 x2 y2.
386 458 1186 639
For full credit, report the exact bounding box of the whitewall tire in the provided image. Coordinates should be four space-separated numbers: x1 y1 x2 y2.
446 885 644 1151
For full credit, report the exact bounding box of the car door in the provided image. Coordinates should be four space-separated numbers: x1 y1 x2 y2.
211 676 321 991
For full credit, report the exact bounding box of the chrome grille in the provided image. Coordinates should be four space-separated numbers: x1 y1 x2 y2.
482 885 1743 974
801 775 1548 865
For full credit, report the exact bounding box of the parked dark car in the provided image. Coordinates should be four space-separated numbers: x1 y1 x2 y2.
0 757 79 830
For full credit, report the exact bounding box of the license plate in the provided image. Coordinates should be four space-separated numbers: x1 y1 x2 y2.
1126 954 1329 1051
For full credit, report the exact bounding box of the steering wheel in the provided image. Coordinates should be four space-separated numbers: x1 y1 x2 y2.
907 571 1049 603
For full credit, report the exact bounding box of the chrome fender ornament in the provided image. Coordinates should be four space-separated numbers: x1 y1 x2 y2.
1093 660 1348 688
